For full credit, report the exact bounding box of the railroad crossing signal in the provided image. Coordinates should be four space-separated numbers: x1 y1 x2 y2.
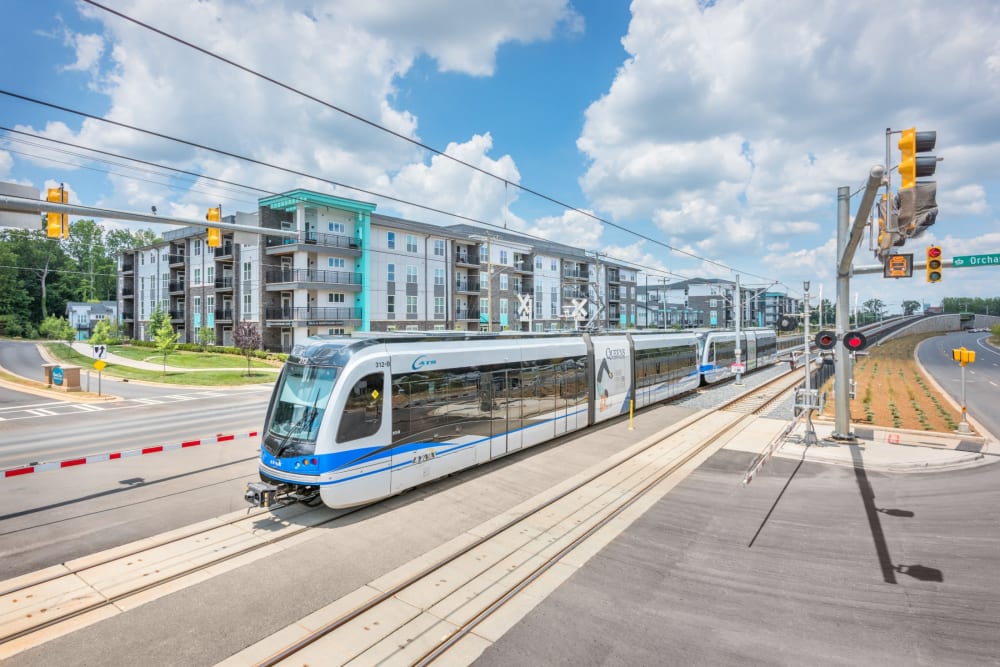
926 245 943 283
814 331 837 350
842 331 868 352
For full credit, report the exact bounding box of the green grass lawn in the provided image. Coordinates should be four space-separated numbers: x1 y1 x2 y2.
106 344 278 369
44 344 278 386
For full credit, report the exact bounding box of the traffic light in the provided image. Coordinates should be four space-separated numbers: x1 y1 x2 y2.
926 245 942 283
842 331 868 352
897 128 938 237
814 331 837 350
206 206 222 248
45 186 68 239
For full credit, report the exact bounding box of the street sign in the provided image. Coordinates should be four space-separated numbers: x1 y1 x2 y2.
952 253 1000 268
52 366 64 386
93 360 107 371
93 344 107 359
883 253 913 279
730 362 745 373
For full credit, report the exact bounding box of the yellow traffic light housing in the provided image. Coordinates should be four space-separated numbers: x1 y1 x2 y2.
896 128 939 238
206 206 222 248
45 186 69 239
952 347 976 366
926 245 942 283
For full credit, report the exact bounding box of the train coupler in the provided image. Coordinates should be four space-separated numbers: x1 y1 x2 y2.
245 481 279 508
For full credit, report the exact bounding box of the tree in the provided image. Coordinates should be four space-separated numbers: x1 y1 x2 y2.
153 318 178 374
90 318 112 345
64 219 117 301
197 326 215 351
902 300 922 316
147 306 169 342
232 322 261 376
38 315 74 343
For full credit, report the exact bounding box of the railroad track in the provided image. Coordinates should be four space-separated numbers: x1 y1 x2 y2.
0 364 804 662
235 367 803 666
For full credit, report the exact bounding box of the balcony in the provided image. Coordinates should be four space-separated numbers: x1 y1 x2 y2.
122 310 135 321
455 252 479 268
169 281 186 294
455 308 480 320
122 287 135 297
213 244 234 259
562 267 589 281
455 278 480 293
264 306 362 325
168 253 186 266
264 231 361 257
215 276 234 290
214 308 234 321
169 310 185 321
264 268 363 291
121 258 135 273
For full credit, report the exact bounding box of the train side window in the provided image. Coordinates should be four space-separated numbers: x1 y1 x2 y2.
337 373 384 442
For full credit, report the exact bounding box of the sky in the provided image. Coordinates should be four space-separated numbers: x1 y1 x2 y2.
1 0 999 313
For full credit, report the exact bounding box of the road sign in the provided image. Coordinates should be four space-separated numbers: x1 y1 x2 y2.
730 362 745 373
883 253 913 279
52 366 64 386
93 360 107 371
952 253 1000 268
93 344 107 359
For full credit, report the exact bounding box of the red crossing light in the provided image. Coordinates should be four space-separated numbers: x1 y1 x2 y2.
843 331 868 352
814 331 837 350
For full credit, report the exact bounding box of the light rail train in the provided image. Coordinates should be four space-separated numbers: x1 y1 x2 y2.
245 328 777 509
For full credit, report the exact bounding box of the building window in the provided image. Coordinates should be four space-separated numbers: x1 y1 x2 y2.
328 257 345 268
499 250 508 265
328 222 345 234
243 261 252 281
499 273 508 290
406 296 417 315
480 245 488 262
194 296 201 310
194 239 201 256
194 268 201 284
328 293 345 303
434 297 444 316
535 257 542 269
243 294 252 315
551 287 558 316
387 231 395 249
434 268 444 286
499 299 508 316
207 295 215 311
328 328 345 335
207 266 215 285
433 239 445 256
406 235 418 253
387 295 395 314
406 266 417 284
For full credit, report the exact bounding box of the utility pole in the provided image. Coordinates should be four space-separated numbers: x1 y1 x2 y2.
734 273 744 385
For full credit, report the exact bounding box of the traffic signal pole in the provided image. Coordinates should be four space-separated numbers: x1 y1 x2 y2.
833 165 885 441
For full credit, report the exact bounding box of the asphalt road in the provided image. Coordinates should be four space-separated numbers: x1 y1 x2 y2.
916 331 1000 440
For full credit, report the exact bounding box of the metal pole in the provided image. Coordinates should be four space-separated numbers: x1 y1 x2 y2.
734 273 744 385
833 186 854 440
958 363 971 434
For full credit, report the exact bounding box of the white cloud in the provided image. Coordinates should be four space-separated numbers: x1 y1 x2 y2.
61 32 104 75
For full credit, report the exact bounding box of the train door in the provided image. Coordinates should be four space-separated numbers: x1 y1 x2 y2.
744 333 757 370
483 368 524 458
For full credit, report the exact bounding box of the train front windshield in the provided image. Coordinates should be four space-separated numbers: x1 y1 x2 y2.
263 363 338 457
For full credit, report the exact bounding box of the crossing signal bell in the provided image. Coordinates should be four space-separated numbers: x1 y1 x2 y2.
45 186 69 239
777 314 799 332
206 206 222 248
842 331 868 352
926 245 943 283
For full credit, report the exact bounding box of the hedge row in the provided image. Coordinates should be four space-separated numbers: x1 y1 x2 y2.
124 339 287 362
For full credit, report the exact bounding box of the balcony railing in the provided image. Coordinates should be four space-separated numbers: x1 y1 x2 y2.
264 306 362 322
214 276 234 289
213 244 234 258
214 309 234 321
264 268 363 286
454 252 479 266
169 310 184 320
122 287 135 297
455 308 481 320
168 253 186 265
455 278 480 292
169 281 186 292
264 231 359 250
121 260 135 273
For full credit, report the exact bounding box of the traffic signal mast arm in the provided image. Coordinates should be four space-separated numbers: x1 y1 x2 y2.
0 194 299 239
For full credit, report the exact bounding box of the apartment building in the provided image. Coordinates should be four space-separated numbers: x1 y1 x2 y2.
118 189 640 351
66 301 118 340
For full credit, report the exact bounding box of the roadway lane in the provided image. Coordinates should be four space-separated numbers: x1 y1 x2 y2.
916 331 1000 440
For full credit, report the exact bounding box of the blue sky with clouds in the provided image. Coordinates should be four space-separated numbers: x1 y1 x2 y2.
2 0 999 311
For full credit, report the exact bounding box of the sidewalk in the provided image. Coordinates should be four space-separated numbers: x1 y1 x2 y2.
728 415 995 474
69 342 281 373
